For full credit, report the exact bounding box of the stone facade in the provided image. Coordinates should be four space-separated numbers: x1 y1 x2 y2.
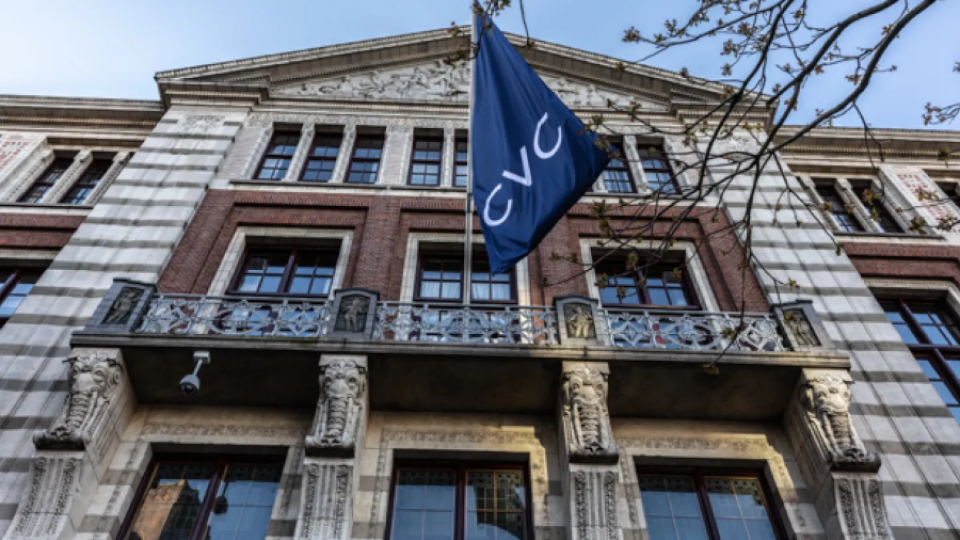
0 25 956 540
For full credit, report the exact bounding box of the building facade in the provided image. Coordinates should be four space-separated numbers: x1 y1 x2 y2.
0 27 958 540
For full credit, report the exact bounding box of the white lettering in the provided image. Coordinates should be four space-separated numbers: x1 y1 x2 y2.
533 113 562 160
483 183 513 227
502 146 532 186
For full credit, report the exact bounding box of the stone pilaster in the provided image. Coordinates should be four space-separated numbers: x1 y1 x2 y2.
621 135 643 193
285 123 316 182
329 123 356 184
879 164 960 235
81 151 130 206
441 127 455 187
298 354 368 540
241 123 274 179
784 369 890 540
558 362 621 540
40 150 91 204
4 348 132 540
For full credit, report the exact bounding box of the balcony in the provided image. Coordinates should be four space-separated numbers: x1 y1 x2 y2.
72 279 849 420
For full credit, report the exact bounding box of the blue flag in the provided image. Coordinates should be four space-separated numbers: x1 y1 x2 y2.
472 16 610 273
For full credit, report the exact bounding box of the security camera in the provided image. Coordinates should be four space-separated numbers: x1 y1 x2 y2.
181 351 210 396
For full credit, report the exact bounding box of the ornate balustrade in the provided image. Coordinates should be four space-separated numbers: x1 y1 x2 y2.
91 281 817 352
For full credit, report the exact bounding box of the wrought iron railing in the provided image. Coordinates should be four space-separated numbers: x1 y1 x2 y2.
601 309 785 351
134 293 786 351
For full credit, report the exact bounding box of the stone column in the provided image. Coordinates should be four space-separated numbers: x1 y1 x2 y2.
5 348 132 540
621 135 643 193
39 150 91 204
558 362 621 540
285 123 317 182
296 354 368 540
329 123 356 184
784 369 891 540
441 128 456 188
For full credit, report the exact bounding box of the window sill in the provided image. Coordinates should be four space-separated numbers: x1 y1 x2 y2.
833 230 944 244
229 179 469 194
0 203 93 215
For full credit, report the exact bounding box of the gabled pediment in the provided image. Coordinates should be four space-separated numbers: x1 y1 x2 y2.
271 60 670 111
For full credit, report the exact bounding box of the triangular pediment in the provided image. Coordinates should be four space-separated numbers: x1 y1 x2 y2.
270 60 670 111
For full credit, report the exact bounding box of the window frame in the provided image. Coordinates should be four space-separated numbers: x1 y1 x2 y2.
18 156 75 203
594 258 701 310
847 179 904 233
59 157 113 205
413 251 518 305
346 134 385 184
408 137 444 187
634 465 786 540
880 298 960 420
0 269 42 327
300 132 343 183
454 138 469 188
637 144 678 194
601 143 636 194
117 453 285 540
228 246 340 298
813 182 866 232
254 130 302 181
384 459 534 540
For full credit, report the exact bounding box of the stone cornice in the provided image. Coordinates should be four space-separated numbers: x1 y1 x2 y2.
779 126 960 162
0 94 163 132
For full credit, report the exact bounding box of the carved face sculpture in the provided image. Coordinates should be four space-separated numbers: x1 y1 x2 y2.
322 361 364 402
72 359 110 397
566 369 605 407
806 376 851 416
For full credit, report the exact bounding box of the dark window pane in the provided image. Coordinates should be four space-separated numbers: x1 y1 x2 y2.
816 184 865 232
61 159 113 205
123 462 218 540
638 476 708 540
256 132 301 180
637 146 677 193
19 157 74 203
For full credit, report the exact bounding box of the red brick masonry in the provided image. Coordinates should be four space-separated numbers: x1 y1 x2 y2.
0 212 84 250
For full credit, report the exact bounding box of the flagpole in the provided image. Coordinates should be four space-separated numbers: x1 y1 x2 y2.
463 12 478 305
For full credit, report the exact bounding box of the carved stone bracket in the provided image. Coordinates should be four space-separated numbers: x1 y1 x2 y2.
82 278 156 334
3 451 85 540
327 288 379 339
34 350 124 451
773 300 834 352
295 458 355 540
560 362 618 464
555 295 607 347
798 370 879 471
566 465 621 540
305 355 368 457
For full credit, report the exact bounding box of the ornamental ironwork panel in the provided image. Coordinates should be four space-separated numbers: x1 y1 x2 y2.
600 308 786 351
137 294 333 337
373 302 559 345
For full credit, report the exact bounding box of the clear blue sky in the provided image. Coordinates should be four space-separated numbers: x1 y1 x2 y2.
0 0 956 130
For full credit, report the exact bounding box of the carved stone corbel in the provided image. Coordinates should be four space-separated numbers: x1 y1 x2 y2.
34 349 124 451
800 371 878 470
305 355 367 457
560 362 618 464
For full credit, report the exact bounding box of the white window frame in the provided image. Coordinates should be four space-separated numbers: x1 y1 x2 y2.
400 232 531 305
208 226 353 296
802 175 911 234
578 238 720 312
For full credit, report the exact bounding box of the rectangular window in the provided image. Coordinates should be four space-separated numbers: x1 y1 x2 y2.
255 131 301 180
120 457 282 540
637 470 780 540
849 181 902 233
60 158 113 205
638 145 677 194
454 139 469 187
815 184 865 232
19 157 73 203
602 144 635 193
416 253 515 304
231 247 338 297
595 259 698 308
301 133 342 182
409 138 443 186
347 135 384 184
0 269 41 327
388 463 529 540
881 299 960 423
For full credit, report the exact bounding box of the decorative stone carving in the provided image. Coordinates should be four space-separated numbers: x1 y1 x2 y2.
179 114 226 133
274 61 652 110
801 372 879 470
83 278 156 333
785 308 820 347
305 355 367 456
328 288 379 339
561 362 618 463
772 300 833 352
103 287 144 325
295 459 353 540
555 295 605 346
34 350 123 450
569 468 620 540
834 474 891 540
4 452 83 540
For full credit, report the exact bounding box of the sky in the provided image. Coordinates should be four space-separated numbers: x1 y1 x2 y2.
0 0 957 130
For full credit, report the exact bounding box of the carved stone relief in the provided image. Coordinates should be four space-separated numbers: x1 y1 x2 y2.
305 355 367 455
34 350 123 451
103 287 144 325
801 372 878 468
570 468 620 540
178 114 227 133
334 295 370 333
274 61 661 110
561 363 618 462
834 474 891 540
4 453 83 540
296 459 353 540
565 304 596 339
785 308 820 348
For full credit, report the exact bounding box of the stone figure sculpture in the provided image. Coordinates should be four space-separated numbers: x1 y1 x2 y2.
306 357 367 453
786 308 820 348
802 373 875 464
566 305 595 339
103 287 143 325
561 363 617 460
34 350 122 450
338 296 368 333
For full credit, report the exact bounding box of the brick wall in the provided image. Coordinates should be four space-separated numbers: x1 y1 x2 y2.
0 213 84 249
159 189 769 311
846 242 960 284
